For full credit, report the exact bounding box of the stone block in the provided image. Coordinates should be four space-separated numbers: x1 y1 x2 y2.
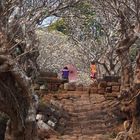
76 87 83 91
64 83 69 90
64 106 74 112
89 82 98 88
67 83 76 91
33 83 40 90
64 83 76 91
89 87 98 94
107 82 121 86
83 87 89 91
70 127 81 134
111 92 119 97
103 75 121 82
76 104 91 112
106 86 112 93
81 127 95 135
76 84 83 91
98 81 107 88
112 86 120 92
134 83 140 88
105 92 118 98
98 89 105 94
50 99 62 109
39 71 58 78
59 84 64 90
92 134 112 140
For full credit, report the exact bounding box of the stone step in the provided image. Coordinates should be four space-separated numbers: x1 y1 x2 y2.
64 127 109 135
60 91 89 95
43 90 119 139
48 134 113 140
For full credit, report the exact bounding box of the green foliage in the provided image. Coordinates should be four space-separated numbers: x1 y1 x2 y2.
0 112 9 123
130 47 138 62
109 131 117 138
39 98 47 106
48 19 68 35
76 1 95 18
73 1 103 39
48 1 102 39
75 1 96 28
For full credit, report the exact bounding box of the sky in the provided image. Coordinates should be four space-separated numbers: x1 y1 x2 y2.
39 16 58 27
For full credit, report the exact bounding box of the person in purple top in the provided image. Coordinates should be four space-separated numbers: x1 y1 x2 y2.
62 66 69 82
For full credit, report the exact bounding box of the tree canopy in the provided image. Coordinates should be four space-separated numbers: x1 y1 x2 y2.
0 0 140 140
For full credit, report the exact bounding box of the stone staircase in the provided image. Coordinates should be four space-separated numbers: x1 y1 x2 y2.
42 90 122 140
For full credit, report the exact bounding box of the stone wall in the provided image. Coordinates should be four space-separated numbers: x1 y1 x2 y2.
62 76 121 97
89 81 121 95
34 73 121 98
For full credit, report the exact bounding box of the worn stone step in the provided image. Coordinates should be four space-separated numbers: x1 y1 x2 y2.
44 90 119 139
48 134 113 140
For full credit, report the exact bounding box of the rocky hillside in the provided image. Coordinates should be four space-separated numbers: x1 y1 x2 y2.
36 29 92 85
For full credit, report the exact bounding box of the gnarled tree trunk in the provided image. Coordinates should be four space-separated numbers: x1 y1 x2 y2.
0 61 38 140
130 50 140 139
0 2 39 138
116 35 138 91
115 24 140 139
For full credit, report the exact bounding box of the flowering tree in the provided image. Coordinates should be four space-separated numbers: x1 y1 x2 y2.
91 0 140 139
0 0 80 139
50 1 121 76
49 0 140 138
